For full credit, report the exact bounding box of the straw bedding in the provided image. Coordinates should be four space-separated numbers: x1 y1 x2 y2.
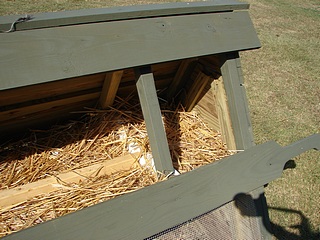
0 97 234 237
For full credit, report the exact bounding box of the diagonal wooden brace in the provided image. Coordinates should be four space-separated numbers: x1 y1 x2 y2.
135 66 174 175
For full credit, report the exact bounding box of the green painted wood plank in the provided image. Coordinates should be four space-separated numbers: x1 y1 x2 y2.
3 134 319 240
0 11 260 91
220 52 271 238
220 52 255 150
135 67 174 175
0 1 249 32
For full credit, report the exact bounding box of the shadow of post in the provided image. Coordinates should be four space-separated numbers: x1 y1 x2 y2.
234 193 320 240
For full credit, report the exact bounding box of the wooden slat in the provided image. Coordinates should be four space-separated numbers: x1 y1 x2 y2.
220 52 270 239
99 70 123 109
214 78 237 150
4 135 319 240
135 67 174 175
0 73 105 107
0 11 260 91
0 92 99 123
1 99 97 136
0 153 138 211
185 71 212 111
193 80 220 132
167 58 196 100
0 1 249 32
220 53 255 150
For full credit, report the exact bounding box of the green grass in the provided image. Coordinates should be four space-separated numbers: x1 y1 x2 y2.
241 0 320 238
1 0 319 239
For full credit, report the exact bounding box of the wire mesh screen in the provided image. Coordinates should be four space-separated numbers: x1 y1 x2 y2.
145 194 262 240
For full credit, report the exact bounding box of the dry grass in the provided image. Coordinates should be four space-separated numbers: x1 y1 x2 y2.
0 96 232 237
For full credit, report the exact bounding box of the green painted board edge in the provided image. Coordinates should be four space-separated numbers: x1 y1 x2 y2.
0 1 249 32
220 52 271 238
0 11 260 91
3 134 319 240
135 67 174 174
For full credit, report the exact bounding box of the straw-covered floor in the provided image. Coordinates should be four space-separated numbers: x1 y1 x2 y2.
0 97 234 237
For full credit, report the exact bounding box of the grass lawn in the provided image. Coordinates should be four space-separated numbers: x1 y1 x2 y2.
241 0 320 239
1 0 319 239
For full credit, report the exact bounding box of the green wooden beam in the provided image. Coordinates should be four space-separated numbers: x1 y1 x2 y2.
0 11 260 91
3 134 319 240
220 52 255 150
135 66 174 175
220 52 271 238
0 0 249 32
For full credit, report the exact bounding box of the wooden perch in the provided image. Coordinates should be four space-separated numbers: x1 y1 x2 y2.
0 153 138 211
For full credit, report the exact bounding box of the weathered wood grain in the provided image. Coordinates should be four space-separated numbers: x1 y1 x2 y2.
99 70 123 109
0 1 249 31
214 78 237 150
167 58 196 100
0 153 137 210
220 53 255 150
3 134 319 240
220 52 270 238
0 92 99 123
0 11 260 91
0 73 105 107
193 81 221 132
0 99 97 135
185 71 211 111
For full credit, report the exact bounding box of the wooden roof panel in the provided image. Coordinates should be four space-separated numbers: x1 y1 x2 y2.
0 11 260 91
0 0 249 32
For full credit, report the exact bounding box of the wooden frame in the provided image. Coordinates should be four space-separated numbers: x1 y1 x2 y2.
3 134 319 239
2 1 318 239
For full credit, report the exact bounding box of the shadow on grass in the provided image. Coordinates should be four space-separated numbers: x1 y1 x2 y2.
234 193 320 240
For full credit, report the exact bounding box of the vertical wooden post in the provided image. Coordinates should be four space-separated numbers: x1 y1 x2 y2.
135 66 174 175
221 52 272 240
99 70 123 109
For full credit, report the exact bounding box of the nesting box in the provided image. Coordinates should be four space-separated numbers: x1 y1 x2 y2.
1 1 319 239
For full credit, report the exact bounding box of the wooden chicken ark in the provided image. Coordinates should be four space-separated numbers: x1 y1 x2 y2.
0 1 319 239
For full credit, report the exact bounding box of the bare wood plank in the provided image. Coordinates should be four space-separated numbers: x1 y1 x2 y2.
1 99 97 136
0 11 260 91
220 52 270 239
0 92 99 123
192 80 220 132
214 78 237 150
0 73 105 107
0 1 249 32
4 135 319 240
185 71 211 111
0 153 138 211
167 58 195 100
99 70 123 109
135 67 174 175
220 53 254 150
